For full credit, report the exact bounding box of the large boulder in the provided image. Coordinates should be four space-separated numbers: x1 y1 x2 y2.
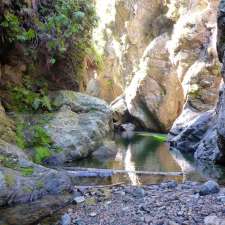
0 140 72 207
125 33 184 132
109 0 221 133
15 91 113 165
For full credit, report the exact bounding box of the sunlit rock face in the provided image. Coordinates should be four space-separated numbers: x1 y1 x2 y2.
167 0 221 111
125 33 184 132
169 0 225 164
89 0 171 102
95 0 221 131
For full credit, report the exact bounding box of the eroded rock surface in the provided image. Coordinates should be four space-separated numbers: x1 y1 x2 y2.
108 0 221 132
169 0 225 164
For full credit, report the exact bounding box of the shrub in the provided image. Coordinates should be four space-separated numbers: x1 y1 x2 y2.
0 0 98 82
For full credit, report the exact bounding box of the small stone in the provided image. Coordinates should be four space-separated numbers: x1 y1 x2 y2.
61 213 71 225
199 180 220 196
133 187 145 198
144 215 153 223
73 196 85 204
161 181 177 189
217 195 225 203
74 219 86 225
89 212 97 217
204 215 225 225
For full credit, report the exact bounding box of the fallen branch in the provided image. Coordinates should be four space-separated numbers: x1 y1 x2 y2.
62 167 184 177
74 182 125 189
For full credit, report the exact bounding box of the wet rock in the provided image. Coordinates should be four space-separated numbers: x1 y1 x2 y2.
61 213 71 225
199 180 220 196
73 196 85 204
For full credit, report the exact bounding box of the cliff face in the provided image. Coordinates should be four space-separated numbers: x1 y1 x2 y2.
169 0 225 164
93 0 221 132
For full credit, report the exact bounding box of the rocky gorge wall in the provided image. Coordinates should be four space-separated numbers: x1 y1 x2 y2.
169 0 225 164
91 0 221 133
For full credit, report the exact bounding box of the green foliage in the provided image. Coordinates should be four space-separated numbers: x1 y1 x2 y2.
20 167 34 176
0 155 17 169
15 122 58 164
0 154 34 177
9 75 54 113
36 180 44 189
1 11 36 43
0 0 98 82
11 86 53 112
5 174 16 187
16 123 27 149
34 146 52 164
32 126 52 147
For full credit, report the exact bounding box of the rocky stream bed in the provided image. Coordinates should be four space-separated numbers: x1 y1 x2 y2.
36 181 225 225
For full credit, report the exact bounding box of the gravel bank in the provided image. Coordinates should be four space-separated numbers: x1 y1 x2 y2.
41 181 225 225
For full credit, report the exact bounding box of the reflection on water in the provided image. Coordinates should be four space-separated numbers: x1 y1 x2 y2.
71 133 225 185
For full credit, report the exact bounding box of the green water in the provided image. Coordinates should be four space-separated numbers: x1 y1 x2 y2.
68 133 225 185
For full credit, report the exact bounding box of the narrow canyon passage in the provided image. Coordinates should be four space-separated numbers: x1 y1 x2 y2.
1 0 225 225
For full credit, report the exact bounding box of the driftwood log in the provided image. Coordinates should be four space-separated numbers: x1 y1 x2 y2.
61 167 184 178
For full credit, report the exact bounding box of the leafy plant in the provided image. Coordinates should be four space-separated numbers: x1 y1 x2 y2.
32 126 52 147
1 11 36 43
10 79 54 113
0 0 98 82
34 146 52 164
15 122 58 164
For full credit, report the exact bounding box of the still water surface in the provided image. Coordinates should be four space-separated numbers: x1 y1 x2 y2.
70 133 225 185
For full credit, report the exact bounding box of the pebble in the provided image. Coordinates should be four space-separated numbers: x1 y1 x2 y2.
204 215 225 225
133 187 145 198
89 212 97 217
54 183 225 225
199 180 220 196
217 195 225 203
73 196 85 204
61 213 71 225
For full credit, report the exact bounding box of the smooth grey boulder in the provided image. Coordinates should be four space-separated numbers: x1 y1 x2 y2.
199 180 220 196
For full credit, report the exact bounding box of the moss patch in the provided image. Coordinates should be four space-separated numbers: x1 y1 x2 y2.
20 167 34 176
5 174 16 187
34 146 52 164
